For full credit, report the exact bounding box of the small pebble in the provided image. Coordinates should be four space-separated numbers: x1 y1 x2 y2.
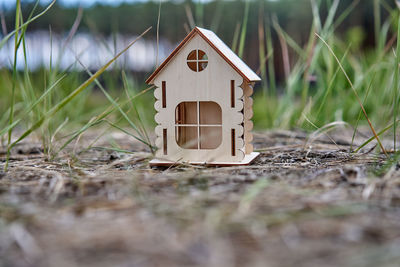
109 153 120 161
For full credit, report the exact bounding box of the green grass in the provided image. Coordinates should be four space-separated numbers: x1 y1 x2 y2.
1 0 400 171
252 0 399 151
0 1 155 171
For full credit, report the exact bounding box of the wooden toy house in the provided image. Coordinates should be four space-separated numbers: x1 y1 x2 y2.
147 27 261 166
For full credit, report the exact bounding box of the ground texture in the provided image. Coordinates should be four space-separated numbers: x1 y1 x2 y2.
1 130 400 267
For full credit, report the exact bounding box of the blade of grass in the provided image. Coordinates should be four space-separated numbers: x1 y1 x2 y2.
156 0 162 68
265 21 276 95
277 26 290 80
333 0 360 31
52 7 83 74
272 16 306 59
184 4 195 29
393 15 400 152
310 0 322 33
231 22 241 53
354 121 400 153
48 117 69 158
351 74 376 151
195 0 204 27
210 0 223 33
238 0 250 58
315 47 350 118
0 7 7 35
256 50 273 77
5 0 22 172
301 24 317 105
321 0 340 33
316 32 388 157
374 0 381 48
132 104 152 149
258 1 267 85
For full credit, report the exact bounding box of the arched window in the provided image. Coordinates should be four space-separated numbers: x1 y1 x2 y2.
175 101 222 149
187 50 208 72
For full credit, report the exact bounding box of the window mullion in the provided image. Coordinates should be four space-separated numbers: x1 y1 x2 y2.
196 50 199 73
197 101 200 149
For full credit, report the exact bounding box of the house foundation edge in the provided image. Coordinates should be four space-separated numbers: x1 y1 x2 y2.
149 152 260 167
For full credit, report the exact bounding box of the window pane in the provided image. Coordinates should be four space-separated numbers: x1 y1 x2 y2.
198 61 208 71
175 102 198 124
200 126 222 149
198 50 208 60
199 102 222 125
187 61 197 72
176 126 198 149
187 50 197 60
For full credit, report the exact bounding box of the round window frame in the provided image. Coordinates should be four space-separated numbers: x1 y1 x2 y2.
186 49 208 72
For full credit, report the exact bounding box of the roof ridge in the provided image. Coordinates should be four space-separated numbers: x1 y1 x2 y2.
146 27 261 84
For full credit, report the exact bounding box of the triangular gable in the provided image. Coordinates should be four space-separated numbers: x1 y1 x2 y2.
146 27 261 84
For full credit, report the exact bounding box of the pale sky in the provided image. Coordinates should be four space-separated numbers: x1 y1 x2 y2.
0 0 147 9
0 0 280 9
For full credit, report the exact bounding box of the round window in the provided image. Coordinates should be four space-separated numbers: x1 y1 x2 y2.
187 50 208 72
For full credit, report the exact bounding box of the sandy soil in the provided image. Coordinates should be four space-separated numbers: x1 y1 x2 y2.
1 130 400 267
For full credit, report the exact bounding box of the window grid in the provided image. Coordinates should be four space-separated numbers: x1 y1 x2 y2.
187 50 208 72
175 101 222 150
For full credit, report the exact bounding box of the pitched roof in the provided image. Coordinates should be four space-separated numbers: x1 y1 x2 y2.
146 27 261 84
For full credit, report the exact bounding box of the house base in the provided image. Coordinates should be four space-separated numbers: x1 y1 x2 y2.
149 152 260 167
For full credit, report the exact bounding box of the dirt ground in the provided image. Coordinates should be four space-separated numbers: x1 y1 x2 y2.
1 129 400 267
